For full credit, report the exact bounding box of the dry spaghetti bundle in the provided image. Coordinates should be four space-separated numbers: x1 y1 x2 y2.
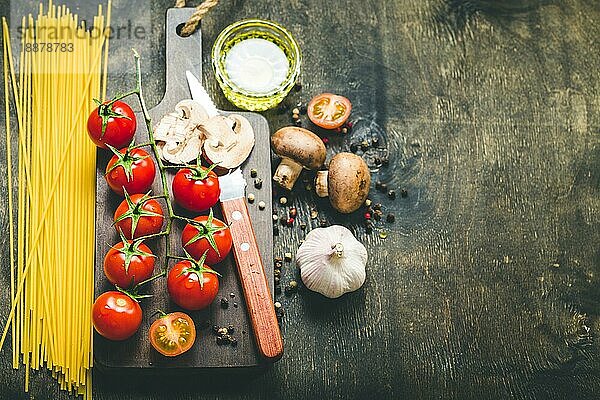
2 1 111 397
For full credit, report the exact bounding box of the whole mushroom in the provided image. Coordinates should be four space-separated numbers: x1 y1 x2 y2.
315 152 371 213
271 127 326 190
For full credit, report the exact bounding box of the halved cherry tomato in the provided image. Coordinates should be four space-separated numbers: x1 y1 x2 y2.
103 233 155 288
167 258 219 311
149 312 196 357
172 165 220 212
181 211 232 265
87 100 137 149
92 291 142 341
105 147 156 196
114 193 164 239
307 93 352 129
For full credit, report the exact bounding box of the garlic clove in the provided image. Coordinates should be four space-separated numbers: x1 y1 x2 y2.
296 225 367 298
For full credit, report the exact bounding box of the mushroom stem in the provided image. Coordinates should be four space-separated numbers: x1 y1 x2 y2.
273 157 304 190
315 170 329 197
332 243 344 257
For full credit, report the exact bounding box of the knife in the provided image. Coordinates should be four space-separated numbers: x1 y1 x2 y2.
186 70 283 361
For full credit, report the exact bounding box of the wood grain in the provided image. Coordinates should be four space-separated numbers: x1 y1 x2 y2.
221 197 284 361
0 0 598 399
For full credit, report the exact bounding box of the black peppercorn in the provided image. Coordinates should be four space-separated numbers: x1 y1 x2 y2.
350 142 358 153
373 203 382 211
254 178 263 189
400 188 408 198
250 169 258 178
227 325 235 334
388 190 396 200
233 302 238 308
386 213 396 223
294 119 302 126
220 298 229 309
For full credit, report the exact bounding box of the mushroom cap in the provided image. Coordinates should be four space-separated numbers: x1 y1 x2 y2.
328 153 371 213
201 114 255 170
271 127 326 170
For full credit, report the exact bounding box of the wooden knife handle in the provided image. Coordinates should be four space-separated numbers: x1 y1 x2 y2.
221 197 283 361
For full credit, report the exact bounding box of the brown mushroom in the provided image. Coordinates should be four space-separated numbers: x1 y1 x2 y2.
315 153 371 213
271 127 326 190
200 114 255 170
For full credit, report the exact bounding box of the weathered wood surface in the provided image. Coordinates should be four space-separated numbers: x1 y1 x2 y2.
1 0 599 399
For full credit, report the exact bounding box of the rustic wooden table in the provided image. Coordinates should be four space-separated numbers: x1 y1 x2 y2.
1 0 599 399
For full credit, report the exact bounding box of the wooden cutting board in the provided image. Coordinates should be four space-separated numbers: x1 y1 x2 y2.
93 8 274 371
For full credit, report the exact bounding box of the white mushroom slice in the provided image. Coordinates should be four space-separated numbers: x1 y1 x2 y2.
200 114 255 170
153 100 209 164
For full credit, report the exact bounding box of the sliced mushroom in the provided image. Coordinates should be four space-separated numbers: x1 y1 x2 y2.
315 152 371 213
200 114 255 170
271 127 326 190
154 100 209 164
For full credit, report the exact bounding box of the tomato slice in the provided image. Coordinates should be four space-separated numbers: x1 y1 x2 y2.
149 312 196 357
307 93 352 129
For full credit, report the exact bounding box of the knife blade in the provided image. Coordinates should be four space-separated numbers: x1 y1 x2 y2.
186 70 220 118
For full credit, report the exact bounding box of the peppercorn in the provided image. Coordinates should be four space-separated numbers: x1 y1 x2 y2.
346 121 353 128
364 212 371 220
292 107 300 115
274 258 283 268
280 216 288 226
310 209 318 219
220 298 229 309
227 325 235 334
294 119 302 126
212 325 219 334
322 137 329 145
289 207 297 217
342 127 348 134
289 281 298 289
276 307 285 318
274 301 282 309
230 292 235 298
274 269 281 277
373 203 382 211
286 217 294 226
299 222 307 230
233 302 238 308
360 140 369 151
292 113 300 121
379 231 388 239
372 136 379 145
400 188 408 198
253 178 263 189
273 214 279 222
279 196 287 205
250 169 258 178
217 327 228 336
365 199 372 207
320 218 327 227
258 201 266 210
350 142 358 153
386 213 396 223
374 210 383 221
388 189 396 200
284 252 292 261
247 193 255 203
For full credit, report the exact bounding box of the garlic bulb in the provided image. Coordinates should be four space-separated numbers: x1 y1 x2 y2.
296 225 367 298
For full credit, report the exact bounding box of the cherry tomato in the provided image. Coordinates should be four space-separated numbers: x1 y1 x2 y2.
87 100 137 149
172 166 220 212
181 213 232 265
307 93 352 129
103 238 155 288
114 193 164 239
105 147 156 196
92 291 142 341
167 260 219 311
149 312 196 357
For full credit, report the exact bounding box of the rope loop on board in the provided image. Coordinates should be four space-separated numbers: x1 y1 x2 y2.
174 0 219 37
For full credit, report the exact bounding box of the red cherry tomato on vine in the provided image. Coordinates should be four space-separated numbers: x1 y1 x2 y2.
114 193 164 239
92 291 142 341
167 259 219 311
103 238 155 288
87 100 137 149
181 213 232 265
307 93 352 130
105 147 156 196
172 166 220 212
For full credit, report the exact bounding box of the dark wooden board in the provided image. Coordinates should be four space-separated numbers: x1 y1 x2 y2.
93 8 274 370
0 0 599 399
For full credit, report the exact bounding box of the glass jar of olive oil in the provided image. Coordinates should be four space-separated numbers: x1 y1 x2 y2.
212 19 301 111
